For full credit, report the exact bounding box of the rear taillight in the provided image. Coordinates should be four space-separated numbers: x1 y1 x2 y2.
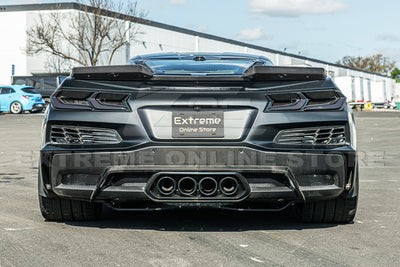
89 92 130 110
266 93 307 110
265 90 345 111
22 95 31 99
51 90 130 111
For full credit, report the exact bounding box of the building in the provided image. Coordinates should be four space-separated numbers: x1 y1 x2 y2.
0 2 397 103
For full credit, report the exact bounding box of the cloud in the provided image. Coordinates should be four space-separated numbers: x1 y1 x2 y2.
377 34 400 43
249 0 348 17
169 0 187 6
236 26 272 41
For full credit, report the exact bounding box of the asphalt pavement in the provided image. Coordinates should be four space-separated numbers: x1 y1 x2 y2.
0 111 399 266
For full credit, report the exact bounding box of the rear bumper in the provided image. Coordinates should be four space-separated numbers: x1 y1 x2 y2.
30 103 45 112
40 146 357 207
25 101 45 111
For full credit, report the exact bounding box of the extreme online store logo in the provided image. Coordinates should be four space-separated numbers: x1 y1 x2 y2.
173 116 222 125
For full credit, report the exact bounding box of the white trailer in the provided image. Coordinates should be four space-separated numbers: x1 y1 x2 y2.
371 80 388 107
334 76 364 108
394 83 400 103
363 78 372 103
334 76 353 101
386 78 395 101
354 77 364 103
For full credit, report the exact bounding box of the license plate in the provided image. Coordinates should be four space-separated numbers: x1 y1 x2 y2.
172 111 224 138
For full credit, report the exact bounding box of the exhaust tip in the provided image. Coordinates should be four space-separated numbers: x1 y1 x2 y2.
219 177 238 196
199 177 218 196
178 177 197 196
157 176 176 196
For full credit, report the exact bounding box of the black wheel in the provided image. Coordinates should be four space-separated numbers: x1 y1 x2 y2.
39 195 102 221
296 196 358 224
10 101 23 114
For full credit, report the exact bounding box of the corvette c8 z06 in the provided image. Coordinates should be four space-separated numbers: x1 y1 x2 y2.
38 53 358 223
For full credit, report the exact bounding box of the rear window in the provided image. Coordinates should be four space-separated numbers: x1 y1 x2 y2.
21 88 38 94
145 59 258 75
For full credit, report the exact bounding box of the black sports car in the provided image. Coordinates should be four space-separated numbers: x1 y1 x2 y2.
38 53 358 223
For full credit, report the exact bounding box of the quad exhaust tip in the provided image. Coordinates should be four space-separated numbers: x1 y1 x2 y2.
219 177 239 196
199 177 218 196
157 176 176 196
178 177 197 196
155 175 241 197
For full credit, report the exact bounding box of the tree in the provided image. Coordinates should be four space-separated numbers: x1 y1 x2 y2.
336 54 396 75
25 0 146 67
391 67 400 82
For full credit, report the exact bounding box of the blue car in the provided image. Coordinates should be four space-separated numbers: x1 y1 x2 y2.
0 85 46 114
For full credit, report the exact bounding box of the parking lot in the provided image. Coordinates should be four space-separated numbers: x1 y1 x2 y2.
0 111 399 266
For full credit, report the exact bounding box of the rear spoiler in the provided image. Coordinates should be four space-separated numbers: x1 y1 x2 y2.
70 65 325 82
71 65 153 81
243 66 326 81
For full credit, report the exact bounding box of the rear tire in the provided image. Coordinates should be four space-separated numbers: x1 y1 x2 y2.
39 195 102 221
296 196 357 223
10 101 23 114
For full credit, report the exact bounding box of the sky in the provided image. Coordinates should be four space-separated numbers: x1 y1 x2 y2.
1 0 399 65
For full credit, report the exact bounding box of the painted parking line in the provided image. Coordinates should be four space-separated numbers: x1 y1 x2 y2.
3 227 35 231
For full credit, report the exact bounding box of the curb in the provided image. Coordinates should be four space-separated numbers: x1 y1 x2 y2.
364 109 400 112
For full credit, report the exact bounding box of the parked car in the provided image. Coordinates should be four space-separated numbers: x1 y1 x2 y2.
12 75 68 98
38 53 358 223
372 100 395 109
0 85 46 114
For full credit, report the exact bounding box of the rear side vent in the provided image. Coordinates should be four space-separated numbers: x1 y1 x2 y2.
274 126 346 145
50 125 121 145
